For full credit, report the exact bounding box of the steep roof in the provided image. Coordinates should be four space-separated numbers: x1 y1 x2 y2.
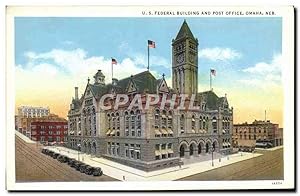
198 90 227 110
175 20 196 40
87 71 160 99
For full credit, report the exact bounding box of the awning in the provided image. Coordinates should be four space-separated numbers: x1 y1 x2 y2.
228 142 231 147
167 149 174 154
167 129 174 134
161 150 167 154
155 150 161 156
78 131 81 135
222 130 226 133
161 128 168 135
110 130 116 135
161 115 167 118
168 115 172 119
154 129 162 135
106 129 111 135
192 118 195 122
191 129 196 133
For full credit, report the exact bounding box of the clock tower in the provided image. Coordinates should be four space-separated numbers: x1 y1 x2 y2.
172 20 198 95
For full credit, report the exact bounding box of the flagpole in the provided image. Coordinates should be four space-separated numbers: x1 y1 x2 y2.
210 70 212 91
111 58 113 83
147 45 150 71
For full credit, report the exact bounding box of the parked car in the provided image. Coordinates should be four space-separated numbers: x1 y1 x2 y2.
79 164 88 173
68 158 76 166
47 151 54 157
93 167 103 176
74 161 85 171
57 155 69 163
41 149 48 154
84 166 94 175
52 153 60 159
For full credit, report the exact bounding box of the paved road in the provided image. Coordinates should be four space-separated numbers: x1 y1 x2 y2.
178 148 283 181
15 135 118 182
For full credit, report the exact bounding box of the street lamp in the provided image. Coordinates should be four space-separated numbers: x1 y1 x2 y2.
211 146 215 167
77 143 81 161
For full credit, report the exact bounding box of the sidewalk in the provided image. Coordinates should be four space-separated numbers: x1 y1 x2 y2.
45 146 262 181
15 130 36 144
256 146 283 151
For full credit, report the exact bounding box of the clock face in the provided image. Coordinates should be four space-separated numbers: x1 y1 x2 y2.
176 54 184 64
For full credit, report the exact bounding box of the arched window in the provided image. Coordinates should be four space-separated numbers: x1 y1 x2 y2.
125 111 129 136
167 111 173 136
191 115 196 133
161 110 167 136
199 116 203 131
130 111 136 136
212 117 217 133
136 110 141 137
154 109 160 129
180 114 185 133
203 117 207 132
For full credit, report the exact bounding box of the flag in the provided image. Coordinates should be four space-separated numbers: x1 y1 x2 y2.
210 69 216 76
148 40 156 48
112 58 117 65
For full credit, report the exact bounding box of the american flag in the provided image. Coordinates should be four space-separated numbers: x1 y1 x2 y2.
148 40 156 48
210 69 216 76
111 58 117 65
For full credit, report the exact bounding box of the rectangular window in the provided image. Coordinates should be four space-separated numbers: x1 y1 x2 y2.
155 144 160 150
137 129 141 137
136 151 140 160
130 149 134 159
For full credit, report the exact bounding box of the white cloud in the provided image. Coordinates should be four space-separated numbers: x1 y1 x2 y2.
239 54 282 89
199 47 242 61
17 48 167 98
243 54 282 75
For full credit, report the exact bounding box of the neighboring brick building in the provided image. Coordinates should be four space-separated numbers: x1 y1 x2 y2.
30 121 68 143
15 112 67 139
233 120 283 149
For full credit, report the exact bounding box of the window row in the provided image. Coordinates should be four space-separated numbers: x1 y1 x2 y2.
155 143 174 160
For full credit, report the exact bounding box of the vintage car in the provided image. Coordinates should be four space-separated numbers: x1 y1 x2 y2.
52 153 60 159
57 155 69 163
68 158 76 166
92 167 103 176
79 164 88 173
74 161 85 171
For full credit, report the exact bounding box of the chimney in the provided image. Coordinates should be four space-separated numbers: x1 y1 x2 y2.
75 87 79 100
112 78 118 86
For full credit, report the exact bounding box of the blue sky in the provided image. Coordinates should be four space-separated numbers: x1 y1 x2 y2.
15 17 283 125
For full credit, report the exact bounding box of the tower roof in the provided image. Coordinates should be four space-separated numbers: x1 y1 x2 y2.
175 20 195 40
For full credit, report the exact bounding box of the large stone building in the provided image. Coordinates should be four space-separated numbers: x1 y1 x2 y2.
233 120 283 149
67 20 233 171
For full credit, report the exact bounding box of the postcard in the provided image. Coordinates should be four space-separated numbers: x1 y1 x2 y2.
5 5 295 191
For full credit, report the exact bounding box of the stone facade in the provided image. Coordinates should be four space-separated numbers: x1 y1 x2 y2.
67 20 233 171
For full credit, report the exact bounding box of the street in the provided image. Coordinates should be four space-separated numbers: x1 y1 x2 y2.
178 148 283 181
15 134 283 182
15 135 118 182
